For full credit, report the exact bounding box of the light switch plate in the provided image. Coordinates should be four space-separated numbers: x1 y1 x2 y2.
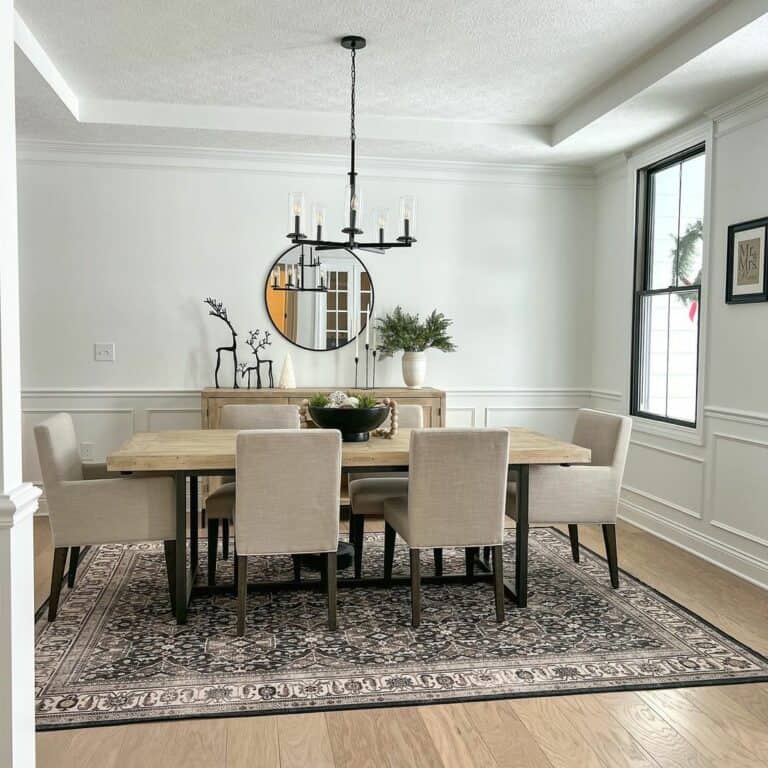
94 343 116 362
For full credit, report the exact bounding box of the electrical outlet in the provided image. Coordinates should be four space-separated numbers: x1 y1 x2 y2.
80 442 95 461
94 343 116 362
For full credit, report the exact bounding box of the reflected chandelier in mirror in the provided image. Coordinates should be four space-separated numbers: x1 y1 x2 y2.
265 244 374 352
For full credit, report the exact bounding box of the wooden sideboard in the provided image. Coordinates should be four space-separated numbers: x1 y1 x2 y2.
201 387 447 429
200 387 446 501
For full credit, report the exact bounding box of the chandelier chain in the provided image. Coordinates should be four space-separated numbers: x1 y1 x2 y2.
350 48 356 143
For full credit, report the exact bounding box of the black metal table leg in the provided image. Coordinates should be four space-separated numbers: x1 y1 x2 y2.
515 464 529 607
502 463 529 608
174 470 188 624
190 475 199 579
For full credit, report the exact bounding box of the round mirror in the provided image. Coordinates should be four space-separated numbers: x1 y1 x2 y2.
265 244 374 351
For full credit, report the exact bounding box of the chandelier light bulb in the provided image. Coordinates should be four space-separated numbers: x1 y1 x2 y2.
288 192 306 238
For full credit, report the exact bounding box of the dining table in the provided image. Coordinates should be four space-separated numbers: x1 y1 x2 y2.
107 427 591 624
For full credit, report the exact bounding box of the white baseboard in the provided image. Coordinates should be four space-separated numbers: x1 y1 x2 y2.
619 498 768 591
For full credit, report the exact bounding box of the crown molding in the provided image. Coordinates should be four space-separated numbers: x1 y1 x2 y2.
626 118 711 169
15 139 595 189
708 81 768 138
593 152 628 181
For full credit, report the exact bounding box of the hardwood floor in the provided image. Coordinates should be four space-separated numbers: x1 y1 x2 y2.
33 517 768 767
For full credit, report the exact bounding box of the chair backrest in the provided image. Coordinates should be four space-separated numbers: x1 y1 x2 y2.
235 429 341 556
34 413 83 488
397 404 424 429
220 404 300 430
407 428 510 548
572 409 632 471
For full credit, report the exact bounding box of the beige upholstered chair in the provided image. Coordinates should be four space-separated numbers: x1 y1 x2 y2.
383 428 510 627
347 404 424 578
235 429 341 635
34 413 176 621
507 408 632 588
205 404 300 585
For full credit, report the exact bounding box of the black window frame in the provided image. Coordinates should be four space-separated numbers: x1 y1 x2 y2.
631 143 706 429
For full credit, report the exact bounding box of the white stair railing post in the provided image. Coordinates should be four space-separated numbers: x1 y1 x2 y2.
0 3 39 764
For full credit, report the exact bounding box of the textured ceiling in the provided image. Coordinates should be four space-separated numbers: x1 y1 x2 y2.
13 1 768 165
15 0 720 122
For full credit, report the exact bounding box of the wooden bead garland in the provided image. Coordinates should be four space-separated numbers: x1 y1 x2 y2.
373 398 398 439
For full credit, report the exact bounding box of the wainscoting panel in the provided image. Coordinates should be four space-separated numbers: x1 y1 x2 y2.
22 407 135 482
590 389 768 589
146 407 203 432
22 386 594 481
709 432 768 548
622 441 705 520
22 389 202 483
445 407 476 427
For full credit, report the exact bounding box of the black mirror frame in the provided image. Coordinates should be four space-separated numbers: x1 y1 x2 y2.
264 244 375 353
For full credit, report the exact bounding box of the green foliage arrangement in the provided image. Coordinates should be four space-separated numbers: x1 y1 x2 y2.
309 392 381 409
352 392 379 409
376 306 457 359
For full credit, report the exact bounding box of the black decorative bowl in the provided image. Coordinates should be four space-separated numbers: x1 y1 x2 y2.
308 405 389 442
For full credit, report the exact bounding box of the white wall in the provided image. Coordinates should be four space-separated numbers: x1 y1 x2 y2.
591 99 768 589
17 145 597 482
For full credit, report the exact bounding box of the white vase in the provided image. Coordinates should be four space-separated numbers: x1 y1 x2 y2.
402 351 427 388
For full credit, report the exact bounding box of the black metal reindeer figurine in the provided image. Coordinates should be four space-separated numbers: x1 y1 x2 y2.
204 298 239 388
242 329 274 389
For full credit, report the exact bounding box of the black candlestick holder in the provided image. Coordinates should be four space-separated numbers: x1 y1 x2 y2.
353 344 379 390
372 348 377 389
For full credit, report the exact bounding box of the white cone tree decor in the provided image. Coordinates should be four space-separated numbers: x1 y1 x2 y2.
278 352 297 389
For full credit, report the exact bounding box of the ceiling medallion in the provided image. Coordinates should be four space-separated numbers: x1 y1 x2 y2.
286 35 417 256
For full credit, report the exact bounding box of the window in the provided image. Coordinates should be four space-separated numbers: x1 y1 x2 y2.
325 270 349 349
632 145 705 427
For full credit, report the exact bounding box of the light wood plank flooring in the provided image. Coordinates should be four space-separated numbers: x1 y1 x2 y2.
33 517 768 767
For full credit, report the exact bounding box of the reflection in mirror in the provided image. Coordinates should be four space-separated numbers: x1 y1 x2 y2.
265 245 374 351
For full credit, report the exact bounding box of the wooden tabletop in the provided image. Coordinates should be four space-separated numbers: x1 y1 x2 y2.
107 428 590 472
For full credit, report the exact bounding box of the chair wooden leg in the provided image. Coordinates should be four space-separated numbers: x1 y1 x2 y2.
465 547 477 584
163 540 177 612
292 555 302 581
350 515 365 579
568 524 580 563
433 548 443 577
327 552 337 630
384 522 396 585
222 518 230 560
48 547 68 622
67 546 80 588
410 549 421 628
237 555 248 636
602 524 619 588
492 545 505 622
483 545 491 564
207 517 219 587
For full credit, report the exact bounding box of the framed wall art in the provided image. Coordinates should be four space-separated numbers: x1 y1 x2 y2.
726 217 768 304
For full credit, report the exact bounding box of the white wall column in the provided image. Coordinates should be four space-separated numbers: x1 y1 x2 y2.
0 1 40 765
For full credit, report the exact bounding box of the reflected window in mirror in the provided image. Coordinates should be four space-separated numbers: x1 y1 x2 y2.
265 245 374 352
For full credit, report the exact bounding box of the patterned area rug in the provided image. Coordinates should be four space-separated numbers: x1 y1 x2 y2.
35 528 768 729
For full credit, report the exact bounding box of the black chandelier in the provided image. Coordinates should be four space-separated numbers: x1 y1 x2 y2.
286 35 417 254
